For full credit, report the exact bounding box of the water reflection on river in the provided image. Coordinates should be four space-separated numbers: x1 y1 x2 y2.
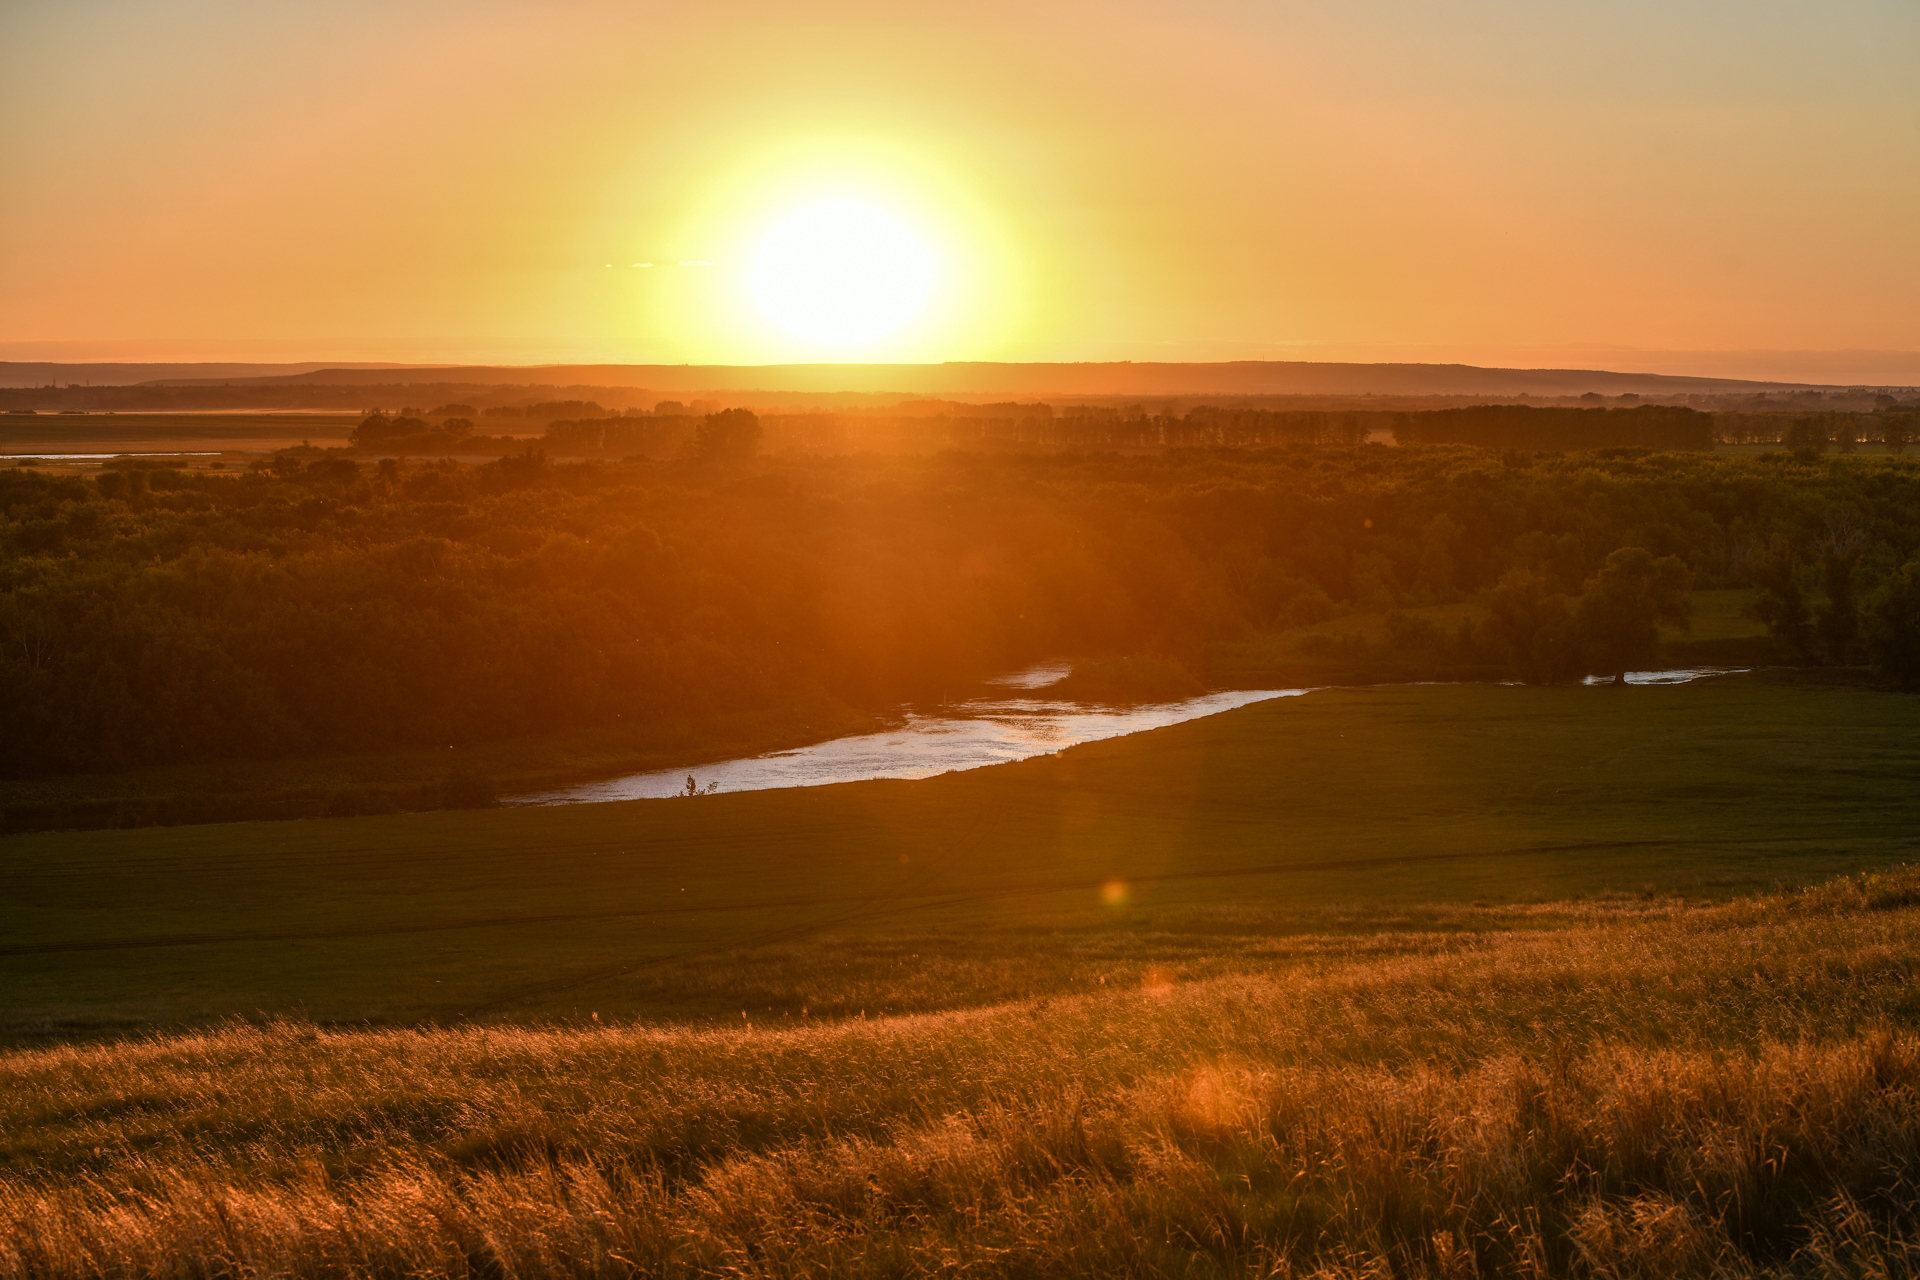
509 665 1745 806
511 681 1308 805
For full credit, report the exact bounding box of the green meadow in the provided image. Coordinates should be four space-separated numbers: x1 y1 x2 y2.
6 672 1915 1042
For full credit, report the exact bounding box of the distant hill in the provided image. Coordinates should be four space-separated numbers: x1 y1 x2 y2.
115 360 1815 397
0 362 433 390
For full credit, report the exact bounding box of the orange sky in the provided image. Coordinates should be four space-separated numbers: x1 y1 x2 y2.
3 0 1917 379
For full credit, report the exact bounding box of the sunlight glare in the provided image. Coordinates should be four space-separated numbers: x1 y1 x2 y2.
749 202 937 346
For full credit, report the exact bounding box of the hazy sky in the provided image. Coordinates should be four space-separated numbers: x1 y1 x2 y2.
3 0 1917 376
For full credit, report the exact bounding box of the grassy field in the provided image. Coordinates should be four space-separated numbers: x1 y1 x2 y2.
5 673 1916 1041
3 871 1917 1277
5 674 1920 1275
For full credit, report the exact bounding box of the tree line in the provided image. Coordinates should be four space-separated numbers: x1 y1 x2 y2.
1393 404 1714 451
332 401 1920 460
6 443 1920 777
533 404 1918 457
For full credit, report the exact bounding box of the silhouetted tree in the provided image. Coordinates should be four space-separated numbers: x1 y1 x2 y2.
1575 547 1692 683
1785 417 1828 454
691 408 762 465
349 414 393 446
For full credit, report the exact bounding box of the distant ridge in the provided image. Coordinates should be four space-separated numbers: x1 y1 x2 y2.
0 362 435 389
73 359 1839 397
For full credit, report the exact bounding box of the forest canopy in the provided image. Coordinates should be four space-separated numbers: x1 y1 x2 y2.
4 445 1920 777
1392 404 1713 451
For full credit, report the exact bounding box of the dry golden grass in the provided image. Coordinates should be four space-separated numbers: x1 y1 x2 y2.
3 872 1918 1278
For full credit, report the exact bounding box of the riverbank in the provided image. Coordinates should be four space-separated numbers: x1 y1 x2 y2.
0 582 1811 836
0 697 882 836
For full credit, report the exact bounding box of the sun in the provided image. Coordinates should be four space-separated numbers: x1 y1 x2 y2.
748 201 938 347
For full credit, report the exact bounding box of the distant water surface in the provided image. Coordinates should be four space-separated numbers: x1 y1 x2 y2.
509 664 1745 806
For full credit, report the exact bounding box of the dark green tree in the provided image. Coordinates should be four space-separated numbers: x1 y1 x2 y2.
1818 547 1860 661
1484 569 1581 684
1574 547 1692 683
1868 561 1920 690
1748 538 1816 663
1816 510 1868 663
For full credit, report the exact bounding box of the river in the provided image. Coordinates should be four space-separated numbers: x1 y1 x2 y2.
508 663 1746 806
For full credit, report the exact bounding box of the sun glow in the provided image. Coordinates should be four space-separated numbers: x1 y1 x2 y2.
621 134 1033 363
750 202 937 346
